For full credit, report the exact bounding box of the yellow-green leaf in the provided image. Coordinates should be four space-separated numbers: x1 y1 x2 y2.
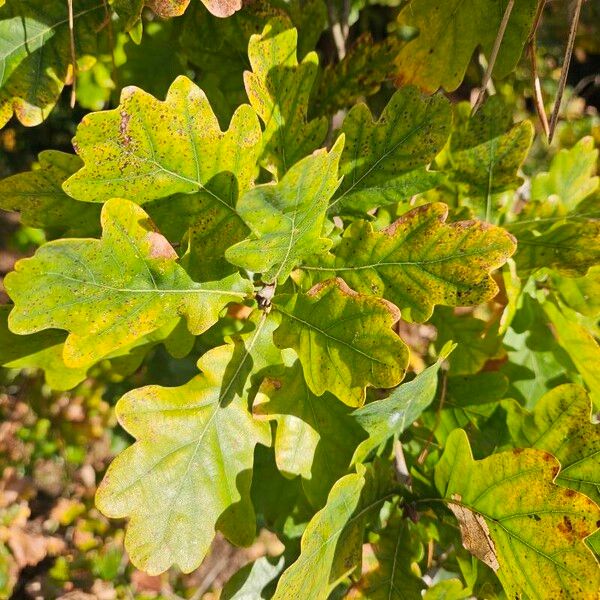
332 88 451 214
508 384 599 504
244 17 327 177
273 278 409 406
96 343 271 574
352 342 454 464
273 461 397 600
317 203 516 322
435 430 600 599
531 137 599 212
542 299 600 410
226 138 343 284
5 198 251 367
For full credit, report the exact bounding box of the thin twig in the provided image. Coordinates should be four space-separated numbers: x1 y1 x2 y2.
326 0 348 60
472 0 515 114
393 440 412 489
548 0 584 142
529 39 550 138
67 0 77 108
417 372 447 466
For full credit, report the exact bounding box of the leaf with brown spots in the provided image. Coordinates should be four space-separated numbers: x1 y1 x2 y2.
311 203 516 323
4 198 252 367
509 384 600 504
436 429 600 599
64 76 262 281
272 278 409 406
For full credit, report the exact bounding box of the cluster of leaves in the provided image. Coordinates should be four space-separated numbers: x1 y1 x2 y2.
1 0 599 598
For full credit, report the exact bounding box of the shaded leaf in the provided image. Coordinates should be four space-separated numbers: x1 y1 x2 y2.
514 219 600 277
432 307 502 375
432 371 509 446
447 98 534 199
508 384 599 504
5 198 251 367
96 343 271 574
244 17 328 176
352 342 454 464
332 88 451 214
347 516 425 600
64 75 262 280
221 556 285 600
312 33 400 118
226 138 343 284
501 294 575 409
0 151 101 238
394 0 538 92
273 278 409 406
254 360 366 507
0 305 87 390
320 203 516 322
0 0 105 127
435 430 600 598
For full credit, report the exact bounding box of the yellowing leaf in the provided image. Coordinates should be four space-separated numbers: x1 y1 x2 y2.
226 138 343 284
333 88 451 214
0 151 101 238
394 0 538 92
96 343 271 574
508 384 599 504
318 203 516 322
435 430 600 599
273 279 409 406
5 198 251 367
244 17 328 176
63 76 262 280
0 0 105 127
254 360 366 507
